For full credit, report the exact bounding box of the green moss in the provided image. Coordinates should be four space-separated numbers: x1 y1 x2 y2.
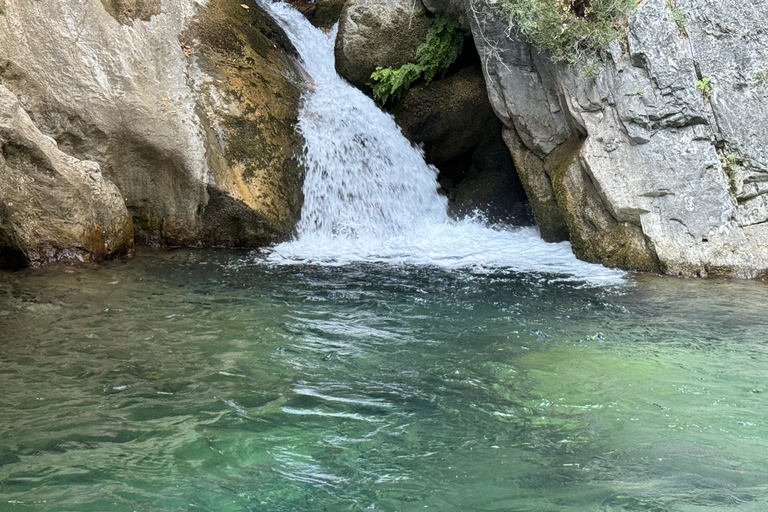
370 15 463 104
498 0 636 65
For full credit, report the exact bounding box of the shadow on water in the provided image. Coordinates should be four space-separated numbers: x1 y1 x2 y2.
1 250 768 510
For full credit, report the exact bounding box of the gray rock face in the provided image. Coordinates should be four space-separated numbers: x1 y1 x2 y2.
335 0 430 90
0 0 304 266
0 85 133 267
469 0 768 277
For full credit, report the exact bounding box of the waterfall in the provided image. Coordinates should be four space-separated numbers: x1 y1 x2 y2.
261 1 622 283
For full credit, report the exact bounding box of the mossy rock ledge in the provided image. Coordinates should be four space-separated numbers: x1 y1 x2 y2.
0 0 305 267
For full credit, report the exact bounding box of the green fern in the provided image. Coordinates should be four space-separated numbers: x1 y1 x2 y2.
416 16 464 82
696 76 712 97
371 64 422 104
370 15 463 104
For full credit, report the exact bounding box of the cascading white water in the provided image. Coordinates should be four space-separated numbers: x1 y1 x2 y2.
261 1 623 284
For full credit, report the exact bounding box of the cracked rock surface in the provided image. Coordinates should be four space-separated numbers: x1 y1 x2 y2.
469 0 768 277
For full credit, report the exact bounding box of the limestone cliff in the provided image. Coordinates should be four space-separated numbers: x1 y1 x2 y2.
468 0 768 277
0 0 305 267
0 85 133 267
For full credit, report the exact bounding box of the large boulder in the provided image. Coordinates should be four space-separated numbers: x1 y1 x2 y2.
0 85 133 267
391 66 496 166
0 0 304 265
290 0 347 29
335 0 431 90
469 0 768 277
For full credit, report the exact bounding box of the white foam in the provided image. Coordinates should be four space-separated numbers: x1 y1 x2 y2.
258 1 625 286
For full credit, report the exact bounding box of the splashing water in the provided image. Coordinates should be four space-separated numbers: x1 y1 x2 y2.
261 1 623 284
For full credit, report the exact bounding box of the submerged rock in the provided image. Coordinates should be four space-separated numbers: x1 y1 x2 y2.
469 0 768 277
0 0 305 267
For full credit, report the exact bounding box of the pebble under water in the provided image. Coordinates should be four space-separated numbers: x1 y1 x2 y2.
1 251 768 511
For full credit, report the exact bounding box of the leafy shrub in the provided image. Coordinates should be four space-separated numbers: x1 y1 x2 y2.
696 76 712 97
579 58 600 78
371 15 463 104
754 67 768 87
670 9 687 32
498 0 636 66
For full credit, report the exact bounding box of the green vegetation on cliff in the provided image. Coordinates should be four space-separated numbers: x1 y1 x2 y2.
499 0 635 67
370 15 463 104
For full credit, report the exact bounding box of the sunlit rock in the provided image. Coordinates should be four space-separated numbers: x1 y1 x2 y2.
335 0 431 91
0 0 305 260
468 0 768 277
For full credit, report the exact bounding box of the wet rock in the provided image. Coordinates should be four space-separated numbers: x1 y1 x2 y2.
391 66 495 166
99 0 162 25
292 0 347 29
0 85 133 267
184 0 305 246
335 0 430 90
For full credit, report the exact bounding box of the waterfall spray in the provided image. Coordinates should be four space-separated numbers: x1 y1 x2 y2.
261 0 622 283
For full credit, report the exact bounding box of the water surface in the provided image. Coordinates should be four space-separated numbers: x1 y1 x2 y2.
1 251 768 511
